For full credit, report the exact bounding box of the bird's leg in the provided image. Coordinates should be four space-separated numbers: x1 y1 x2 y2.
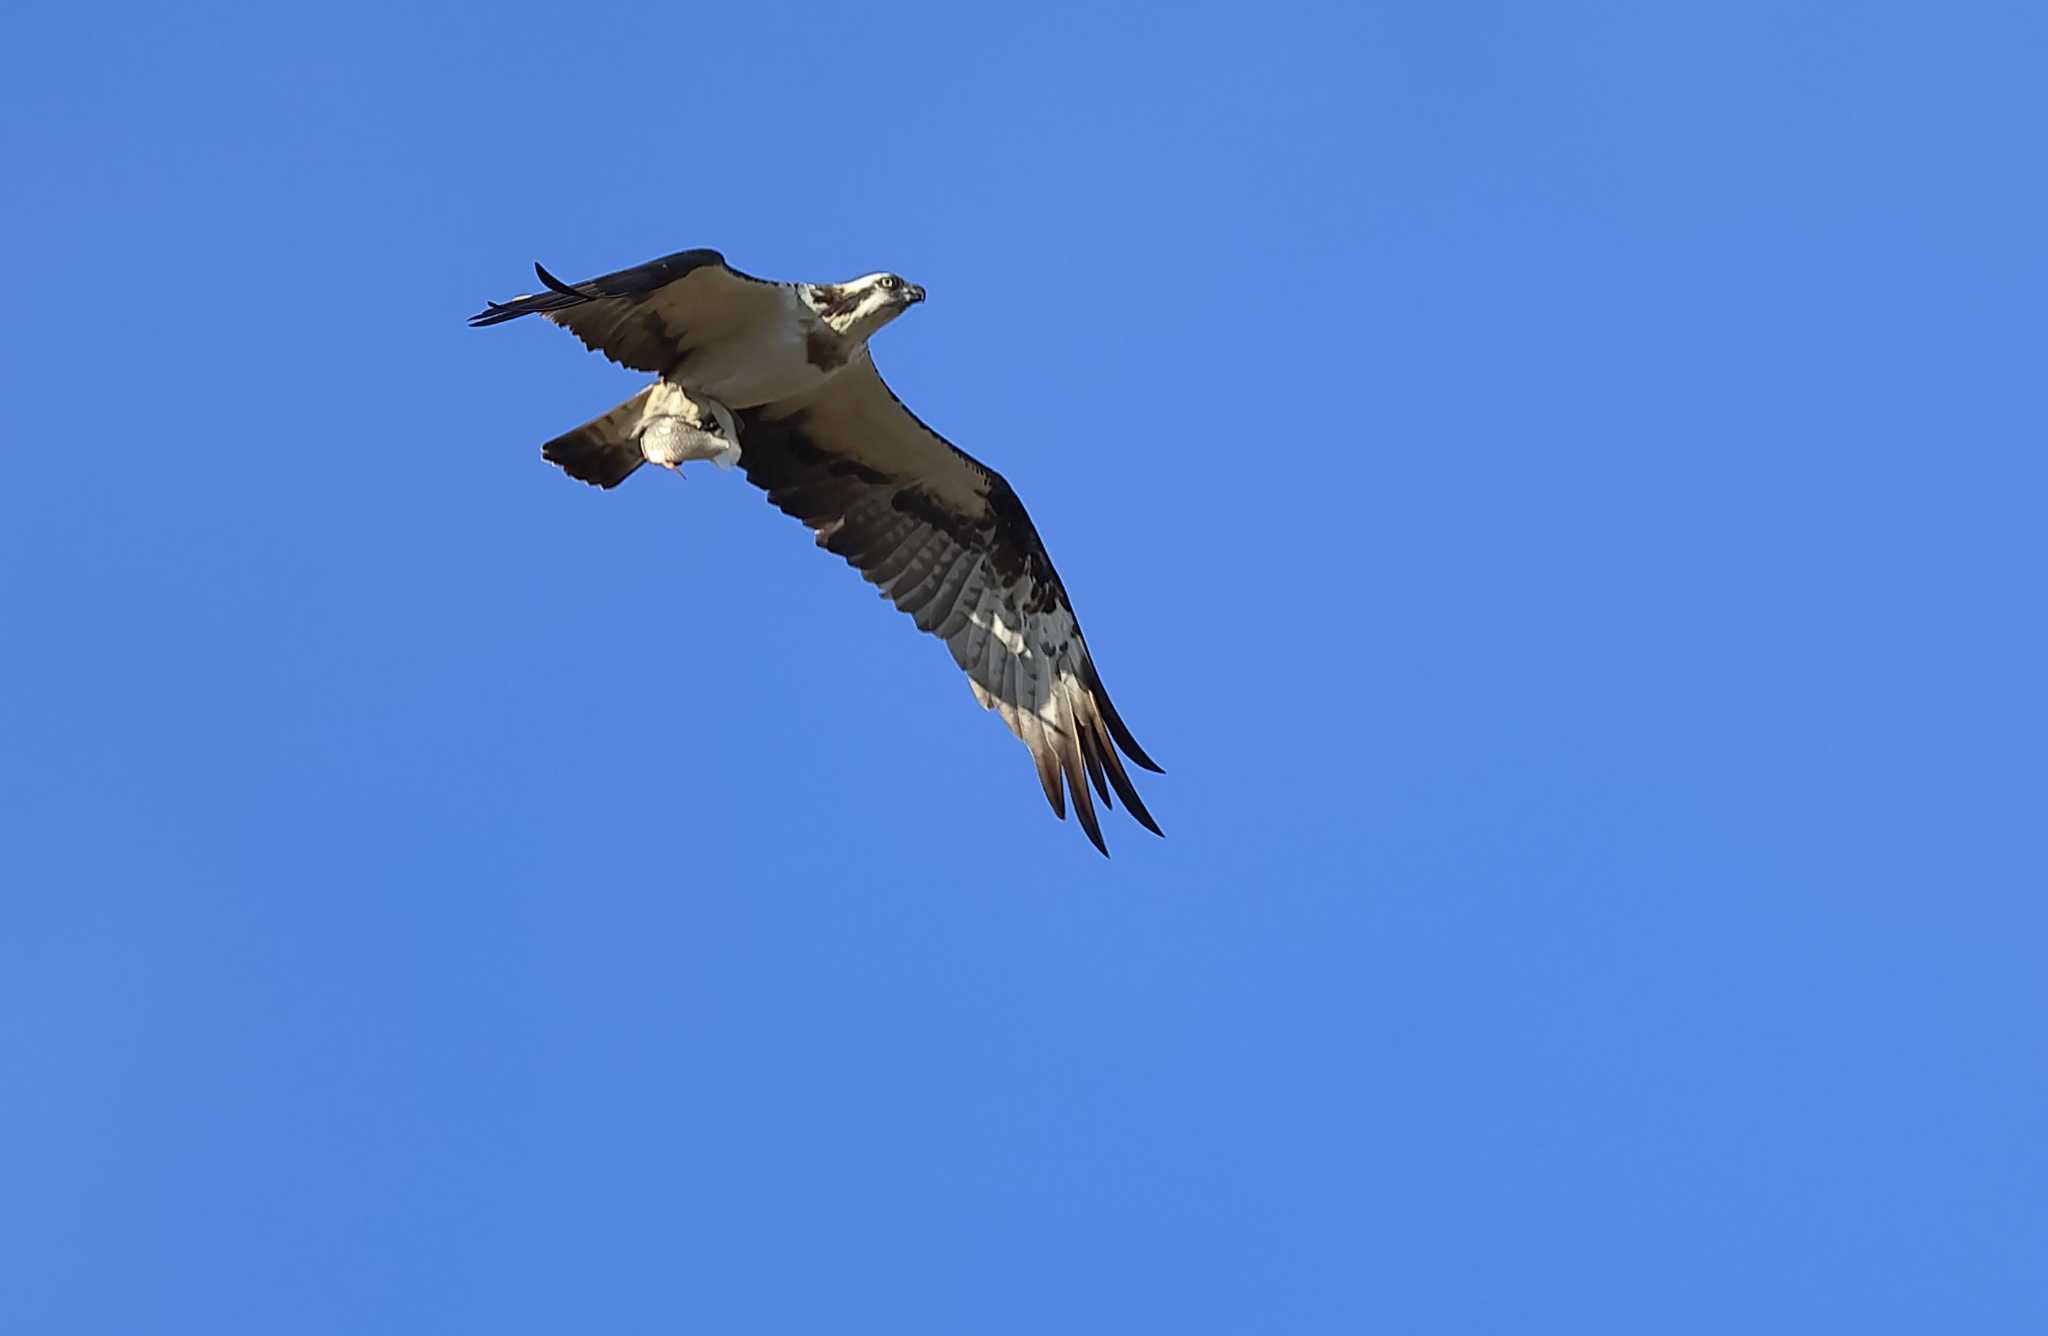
694 394 743 470
705 396 740 449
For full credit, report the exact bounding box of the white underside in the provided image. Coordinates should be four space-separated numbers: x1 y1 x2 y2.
670 287 839 407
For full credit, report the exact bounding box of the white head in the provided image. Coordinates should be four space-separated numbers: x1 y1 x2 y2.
807 271 927 340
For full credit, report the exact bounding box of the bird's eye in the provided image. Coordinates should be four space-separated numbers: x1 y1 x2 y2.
880 276 899 291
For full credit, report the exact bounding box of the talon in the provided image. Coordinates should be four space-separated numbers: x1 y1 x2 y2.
705 396 740 448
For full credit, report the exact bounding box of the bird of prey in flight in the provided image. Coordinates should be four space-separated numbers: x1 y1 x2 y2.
470 249 1161 854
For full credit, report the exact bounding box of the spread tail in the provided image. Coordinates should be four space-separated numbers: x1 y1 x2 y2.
541 388 652 489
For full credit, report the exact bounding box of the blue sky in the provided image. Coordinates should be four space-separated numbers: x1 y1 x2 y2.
5 0 2044 1329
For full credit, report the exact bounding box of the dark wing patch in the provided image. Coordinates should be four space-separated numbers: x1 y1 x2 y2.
467 248 789 375
738 359 1162 855
805 327 853 372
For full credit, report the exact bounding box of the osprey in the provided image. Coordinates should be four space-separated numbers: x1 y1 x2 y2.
469 249 1162 854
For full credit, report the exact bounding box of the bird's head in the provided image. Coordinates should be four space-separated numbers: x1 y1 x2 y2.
808 271 926 339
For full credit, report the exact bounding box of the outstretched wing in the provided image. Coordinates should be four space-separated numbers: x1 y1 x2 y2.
737 354 1162 855
467 248 792 374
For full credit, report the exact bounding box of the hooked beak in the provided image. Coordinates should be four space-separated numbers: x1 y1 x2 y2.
905 284 926 304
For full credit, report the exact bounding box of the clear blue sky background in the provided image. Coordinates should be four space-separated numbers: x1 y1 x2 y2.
4 0 2043 1330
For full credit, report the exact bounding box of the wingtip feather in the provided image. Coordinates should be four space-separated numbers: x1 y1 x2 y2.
1101 691 1163 774
534 261 584 298
1091 716 1164 838
1060 722 1109 856
1029 725 1065 821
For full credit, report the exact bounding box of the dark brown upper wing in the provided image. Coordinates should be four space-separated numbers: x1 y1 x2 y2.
736 354 1162 855
467 248 792 374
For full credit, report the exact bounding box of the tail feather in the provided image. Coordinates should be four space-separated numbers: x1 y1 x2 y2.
542 389 650 489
